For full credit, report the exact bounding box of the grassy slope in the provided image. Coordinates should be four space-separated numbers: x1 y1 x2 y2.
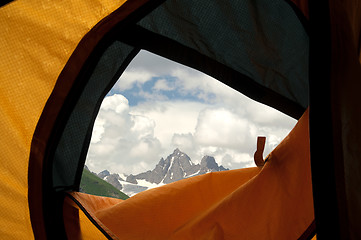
80 169 129 200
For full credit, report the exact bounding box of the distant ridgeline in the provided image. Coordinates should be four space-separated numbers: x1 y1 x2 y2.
83 149 228 197
80 166 129 200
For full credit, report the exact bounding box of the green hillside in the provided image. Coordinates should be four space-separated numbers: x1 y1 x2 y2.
80 168 129 200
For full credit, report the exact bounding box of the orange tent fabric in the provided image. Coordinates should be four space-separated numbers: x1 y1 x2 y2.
0 1 126 238
64 109 314 240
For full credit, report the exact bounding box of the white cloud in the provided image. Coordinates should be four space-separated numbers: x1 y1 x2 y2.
172 133 194 150
126 50 189 76
100 94 129 113
87 94 163 174
87 92 296 174
130 100 204 147
153 78 176 91
91 118 105 144
167 106 286 169
130 115 155 139
85 50 297 175
194 108 254 150
114 70 153 91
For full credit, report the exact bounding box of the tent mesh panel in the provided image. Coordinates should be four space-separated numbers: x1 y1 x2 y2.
137 0 309 108
52 41 135 189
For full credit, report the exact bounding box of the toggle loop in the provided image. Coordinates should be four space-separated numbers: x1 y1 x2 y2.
254 136 266 167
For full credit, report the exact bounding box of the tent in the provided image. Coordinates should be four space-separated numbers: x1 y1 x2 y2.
0 0 360 239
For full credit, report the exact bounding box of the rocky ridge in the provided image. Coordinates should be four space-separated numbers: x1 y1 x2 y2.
96 148 228 196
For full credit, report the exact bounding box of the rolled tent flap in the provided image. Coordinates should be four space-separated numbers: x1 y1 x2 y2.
64 109 314 240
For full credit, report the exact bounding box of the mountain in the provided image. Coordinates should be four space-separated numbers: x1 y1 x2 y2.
98 170 125 190
96 170 149 197
97 149 228 196
126 148 227 185
80 167 129 200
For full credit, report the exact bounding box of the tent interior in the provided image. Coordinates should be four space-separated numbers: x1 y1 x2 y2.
0 0 360 239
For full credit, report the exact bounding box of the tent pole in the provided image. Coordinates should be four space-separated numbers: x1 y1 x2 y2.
309 0 345 239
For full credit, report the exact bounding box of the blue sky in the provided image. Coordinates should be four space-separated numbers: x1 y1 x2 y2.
86 50 296 175
109 75 216 106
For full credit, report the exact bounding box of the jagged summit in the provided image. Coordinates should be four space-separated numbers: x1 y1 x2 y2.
173 148 181 154
126 149 228 185
98 170 110 179
98 149 228 196
199 156 227 173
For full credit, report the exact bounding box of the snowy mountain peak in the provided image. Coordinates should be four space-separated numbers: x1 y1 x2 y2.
126 149 228 186
199 156 226 173
158 149 200 184
98 149 228 196
98 170 110 179
174 148 185 155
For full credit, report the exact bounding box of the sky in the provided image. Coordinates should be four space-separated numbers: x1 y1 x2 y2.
85 50 297 175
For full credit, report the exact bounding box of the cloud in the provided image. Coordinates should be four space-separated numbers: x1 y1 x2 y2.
125 50 186 76
130 114 156 139
87 93 296 174
112 50 187 93
152 78 176 91
85 50 297 175
113 50 224 104
168 106 282 169
87 94 162 174
130 100 205 156
172 133 194 149
114 70 153 92
194 108 254 150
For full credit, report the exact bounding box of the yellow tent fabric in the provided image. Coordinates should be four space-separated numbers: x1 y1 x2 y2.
64 109 314 239
63 196 110 240
0 1 125 239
